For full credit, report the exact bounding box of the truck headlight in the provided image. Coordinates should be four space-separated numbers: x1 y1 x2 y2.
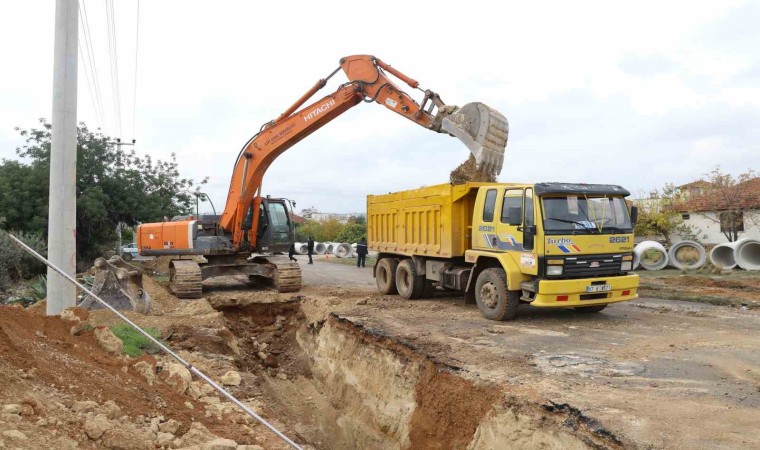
547 265 563 276
621 261 632 271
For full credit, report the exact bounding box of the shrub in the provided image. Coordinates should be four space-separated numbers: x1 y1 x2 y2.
0 229 47 291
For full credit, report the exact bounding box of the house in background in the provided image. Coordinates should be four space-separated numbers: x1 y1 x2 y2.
671 178 760 245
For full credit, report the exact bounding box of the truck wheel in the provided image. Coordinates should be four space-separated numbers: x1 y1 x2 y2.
475 268 519 321
396 259 424 299
574 305 607 313
421 280 436 298
376 258 399 295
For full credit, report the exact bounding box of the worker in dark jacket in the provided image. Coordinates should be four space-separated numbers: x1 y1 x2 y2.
307 237 315 264
356 237 368 268
288 242 298 262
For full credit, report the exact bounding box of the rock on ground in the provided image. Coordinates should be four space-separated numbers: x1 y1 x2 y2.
200 437 238 450
101 428 154 450
84 414 113 440
221 370 241 386
94 326 124 354
162 363 192 394
1 430 27 440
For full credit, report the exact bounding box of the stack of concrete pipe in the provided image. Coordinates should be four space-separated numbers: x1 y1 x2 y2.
293 243 309 255
633 241 669 270
332 243 353 258
709 238 760 271
293 242 354 258
667 240 707 270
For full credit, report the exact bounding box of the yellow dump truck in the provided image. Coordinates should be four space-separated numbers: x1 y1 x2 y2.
367 182 640 320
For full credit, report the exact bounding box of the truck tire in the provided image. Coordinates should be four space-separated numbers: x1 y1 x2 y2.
421 280 436 298
376 258 399 295
574 305 607 313
396 259 425 300
475 268 519 321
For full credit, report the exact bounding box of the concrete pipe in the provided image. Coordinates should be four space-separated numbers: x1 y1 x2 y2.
734 239 760 271
667 241 707 270
324 242 335 254
709 242 738 270
332 243 352 258
314 242 327 255
293 243 308 255
633 241 669 270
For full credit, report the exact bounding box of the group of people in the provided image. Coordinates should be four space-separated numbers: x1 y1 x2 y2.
289 237 369 268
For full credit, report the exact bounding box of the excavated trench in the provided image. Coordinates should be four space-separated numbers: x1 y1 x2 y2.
215 299 623 450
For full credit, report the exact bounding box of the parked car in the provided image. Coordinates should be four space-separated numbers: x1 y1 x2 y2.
120 243 139 261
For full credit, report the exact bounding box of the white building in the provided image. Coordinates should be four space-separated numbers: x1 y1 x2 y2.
672 179 760 245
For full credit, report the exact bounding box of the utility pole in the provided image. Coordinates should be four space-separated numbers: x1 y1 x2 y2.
47 0 79 315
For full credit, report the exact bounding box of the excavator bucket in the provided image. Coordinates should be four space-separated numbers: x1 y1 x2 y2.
441 102 508 175
79 256 151 314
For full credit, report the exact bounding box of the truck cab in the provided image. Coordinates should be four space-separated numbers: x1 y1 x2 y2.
466 182 638 319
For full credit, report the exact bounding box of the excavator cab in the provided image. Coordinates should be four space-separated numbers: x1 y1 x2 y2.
254 198 296 254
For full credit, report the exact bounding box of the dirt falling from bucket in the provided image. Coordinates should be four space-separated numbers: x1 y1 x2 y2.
450 154 496 184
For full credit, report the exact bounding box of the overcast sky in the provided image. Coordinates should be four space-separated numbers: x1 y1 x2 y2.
1 0 758 216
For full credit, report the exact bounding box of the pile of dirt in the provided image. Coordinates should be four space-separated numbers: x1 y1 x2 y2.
450 154 497 184
0 304 291 448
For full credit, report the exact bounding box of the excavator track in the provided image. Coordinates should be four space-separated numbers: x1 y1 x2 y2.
169 259 203 299
254 256 303 293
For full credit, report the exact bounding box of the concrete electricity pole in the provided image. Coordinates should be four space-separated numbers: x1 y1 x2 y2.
47 0 79 315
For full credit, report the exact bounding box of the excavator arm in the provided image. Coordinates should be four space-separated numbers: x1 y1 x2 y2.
220 54 509 251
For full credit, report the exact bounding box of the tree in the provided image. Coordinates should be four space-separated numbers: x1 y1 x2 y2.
335 218 366 244
674 167 759 242
633 184 702 245
1 120 206 262
295 217 344 242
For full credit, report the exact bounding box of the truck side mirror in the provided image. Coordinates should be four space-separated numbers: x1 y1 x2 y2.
508 207 522 226
630 206 639 226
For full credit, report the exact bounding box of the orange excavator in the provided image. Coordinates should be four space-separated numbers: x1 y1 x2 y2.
131 55 508 298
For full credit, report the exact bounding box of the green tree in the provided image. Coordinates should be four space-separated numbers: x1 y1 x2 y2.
1 120 206 262
295 217 344 242
335 216 367 243
634 184 702 245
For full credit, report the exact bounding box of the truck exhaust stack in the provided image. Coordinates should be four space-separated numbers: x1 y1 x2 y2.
441 102 508 176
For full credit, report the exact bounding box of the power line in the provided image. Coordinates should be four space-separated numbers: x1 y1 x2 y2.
105 0 122 136
77 43 103 131
78 0 108 134
132 0 140 141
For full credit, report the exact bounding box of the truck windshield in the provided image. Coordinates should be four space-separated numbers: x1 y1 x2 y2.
542 195 632 234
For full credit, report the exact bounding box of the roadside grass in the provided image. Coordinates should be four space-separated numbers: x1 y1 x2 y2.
110 323 164 357
636 268 760 280
636 268 760 309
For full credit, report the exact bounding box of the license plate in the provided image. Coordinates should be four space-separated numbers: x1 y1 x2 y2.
586 284 611 293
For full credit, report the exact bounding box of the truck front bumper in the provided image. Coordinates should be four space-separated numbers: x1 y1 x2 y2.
530 274 639 308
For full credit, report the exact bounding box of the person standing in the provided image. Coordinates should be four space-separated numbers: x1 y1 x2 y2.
356 237 368 268
288 242 298 262
307 236 315 264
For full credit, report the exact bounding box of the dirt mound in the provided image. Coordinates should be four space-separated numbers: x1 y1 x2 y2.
450 154 497 184
0 305 266 446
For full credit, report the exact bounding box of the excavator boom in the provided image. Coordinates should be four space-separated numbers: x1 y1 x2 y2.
221 54 509 251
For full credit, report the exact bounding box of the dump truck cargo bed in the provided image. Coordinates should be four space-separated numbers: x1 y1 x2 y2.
367 182 497 258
